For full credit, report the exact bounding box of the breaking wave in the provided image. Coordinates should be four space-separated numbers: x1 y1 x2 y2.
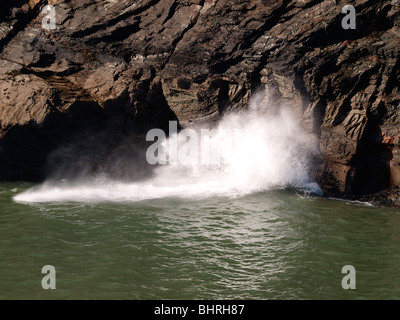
14 92 322 203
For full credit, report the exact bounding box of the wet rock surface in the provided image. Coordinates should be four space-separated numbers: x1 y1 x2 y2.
0 0 399 205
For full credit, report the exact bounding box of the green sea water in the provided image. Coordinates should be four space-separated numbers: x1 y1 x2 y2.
1 182 400 300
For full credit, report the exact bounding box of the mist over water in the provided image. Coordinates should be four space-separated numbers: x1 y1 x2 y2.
14 93 321 203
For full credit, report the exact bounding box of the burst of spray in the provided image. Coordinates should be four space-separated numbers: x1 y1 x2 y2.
14 91 322 203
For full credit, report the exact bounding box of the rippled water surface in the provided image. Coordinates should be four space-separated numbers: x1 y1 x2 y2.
1 182 400 300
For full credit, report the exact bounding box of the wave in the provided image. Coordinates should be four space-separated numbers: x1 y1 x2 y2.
14 92 322 203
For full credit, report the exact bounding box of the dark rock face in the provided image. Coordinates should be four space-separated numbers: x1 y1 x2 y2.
0 0 399 204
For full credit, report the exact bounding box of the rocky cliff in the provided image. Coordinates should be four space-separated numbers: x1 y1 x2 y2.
0 0 399 205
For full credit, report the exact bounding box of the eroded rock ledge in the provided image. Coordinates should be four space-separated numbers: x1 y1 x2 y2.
0 0 399 205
